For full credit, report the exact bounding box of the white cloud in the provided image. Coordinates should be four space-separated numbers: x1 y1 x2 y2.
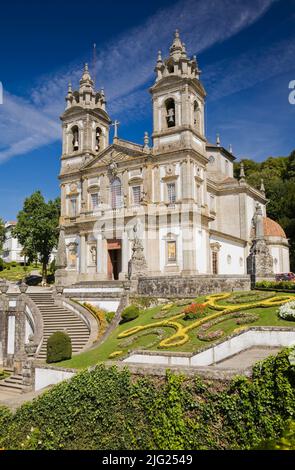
0 0 276 163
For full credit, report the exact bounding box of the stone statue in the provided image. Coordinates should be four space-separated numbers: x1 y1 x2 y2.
128 222 148 279
90 245 97 264
251 203 264 239
247 203 273 280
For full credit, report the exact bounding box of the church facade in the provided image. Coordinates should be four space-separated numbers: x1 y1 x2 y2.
58 31 290 285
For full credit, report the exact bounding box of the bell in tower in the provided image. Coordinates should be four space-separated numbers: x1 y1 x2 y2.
61 64 112 160
150 30 206 153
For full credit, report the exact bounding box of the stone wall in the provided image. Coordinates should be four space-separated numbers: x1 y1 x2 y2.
138 274 251 298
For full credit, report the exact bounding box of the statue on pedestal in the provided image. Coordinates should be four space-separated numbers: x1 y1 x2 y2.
247 204 274 280
128 222 148 279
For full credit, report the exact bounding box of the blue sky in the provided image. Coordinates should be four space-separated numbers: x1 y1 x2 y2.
0 0 295 221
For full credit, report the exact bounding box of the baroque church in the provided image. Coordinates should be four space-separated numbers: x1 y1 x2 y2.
58 31 290 285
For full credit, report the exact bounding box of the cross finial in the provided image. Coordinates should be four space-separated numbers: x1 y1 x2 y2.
111 120 120 140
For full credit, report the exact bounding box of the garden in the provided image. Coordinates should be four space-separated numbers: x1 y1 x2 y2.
58 290 295 369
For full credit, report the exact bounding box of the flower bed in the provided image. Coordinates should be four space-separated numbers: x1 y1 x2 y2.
279 301 295 321
117 292 295 350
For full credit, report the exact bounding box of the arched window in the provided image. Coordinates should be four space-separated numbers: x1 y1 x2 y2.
73 91 80 104
95 127 102 152
167 60 174 74
165 98 176 128
71 125 79 151
193 101 200 130
111 177 122 209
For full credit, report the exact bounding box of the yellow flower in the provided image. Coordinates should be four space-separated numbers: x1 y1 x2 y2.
109 350 124 358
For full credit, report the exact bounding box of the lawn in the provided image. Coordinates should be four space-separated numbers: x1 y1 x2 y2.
0 264 37 282
58 290 295 369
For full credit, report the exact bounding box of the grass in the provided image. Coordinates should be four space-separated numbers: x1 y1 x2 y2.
57 290 295 369
0 264 37 282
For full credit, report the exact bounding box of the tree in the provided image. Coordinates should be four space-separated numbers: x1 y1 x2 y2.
286 150 295 180
14 191 60 284
0 218 5 254
235 150 295 271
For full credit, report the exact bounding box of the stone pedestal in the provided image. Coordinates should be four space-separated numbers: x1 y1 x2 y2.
247 238 274 283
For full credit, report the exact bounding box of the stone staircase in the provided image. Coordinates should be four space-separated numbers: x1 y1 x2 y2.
28 291 90 361
0 369 25 395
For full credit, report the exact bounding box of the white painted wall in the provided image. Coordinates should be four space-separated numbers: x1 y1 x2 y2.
7 316 15 354
35 368 75 391
124 329 295 367
210 235 245 275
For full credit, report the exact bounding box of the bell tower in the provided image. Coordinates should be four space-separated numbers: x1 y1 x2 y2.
61 64 111 163
150 30 206 152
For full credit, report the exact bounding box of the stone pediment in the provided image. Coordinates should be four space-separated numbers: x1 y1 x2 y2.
81 143 145 170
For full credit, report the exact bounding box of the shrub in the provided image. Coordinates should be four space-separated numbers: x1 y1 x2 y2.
256 280 295 291
10 261 18 268
0 258 4 272
46 331 72 363
120 305 140 324
278 301 295 321
83 303 108 339
105 311 115 323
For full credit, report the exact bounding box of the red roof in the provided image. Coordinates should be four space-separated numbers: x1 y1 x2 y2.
263 217 286 238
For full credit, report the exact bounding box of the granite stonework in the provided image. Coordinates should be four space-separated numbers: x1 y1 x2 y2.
57 31 290 286
138 275 251 297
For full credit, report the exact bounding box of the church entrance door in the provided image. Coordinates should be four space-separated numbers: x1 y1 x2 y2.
107 239 122 280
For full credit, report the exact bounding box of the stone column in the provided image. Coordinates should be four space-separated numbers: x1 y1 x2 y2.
181 218 197 275
122 170 129 207
60 184 66 217
96 235 103 275
120 231 129 279
80 233 87 274
153 165 160 203
81 176 88 213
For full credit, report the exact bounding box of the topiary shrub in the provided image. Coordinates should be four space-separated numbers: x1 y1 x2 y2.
46 331 72 363
120 305 140 324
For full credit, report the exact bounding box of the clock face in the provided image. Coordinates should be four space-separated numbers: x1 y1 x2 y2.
209 155 215 164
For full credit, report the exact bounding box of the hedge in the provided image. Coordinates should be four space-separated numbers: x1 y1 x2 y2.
46 331 72 363
0 347 294 450
120 305 140 324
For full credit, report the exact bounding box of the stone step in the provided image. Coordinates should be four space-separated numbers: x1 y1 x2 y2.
28 292 91 360
0 381 23 391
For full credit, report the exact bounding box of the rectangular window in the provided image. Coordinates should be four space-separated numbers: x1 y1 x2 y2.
167 183 176 205
132 186 141 205
212 251 218 275
91 192 99 210
167 241 177 262
70 198 77 217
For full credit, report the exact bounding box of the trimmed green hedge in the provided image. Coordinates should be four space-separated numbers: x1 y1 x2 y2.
47 331 72 363
256 280 295 291
120 305 140 324
0 348 295 449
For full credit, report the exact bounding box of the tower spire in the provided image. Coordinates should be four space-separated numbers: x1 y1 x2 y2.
79 63 94 92
169 29 184 59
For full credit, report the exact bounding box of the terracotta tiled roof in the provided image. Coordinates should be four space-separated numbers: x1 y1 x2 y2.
263 217 286 238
